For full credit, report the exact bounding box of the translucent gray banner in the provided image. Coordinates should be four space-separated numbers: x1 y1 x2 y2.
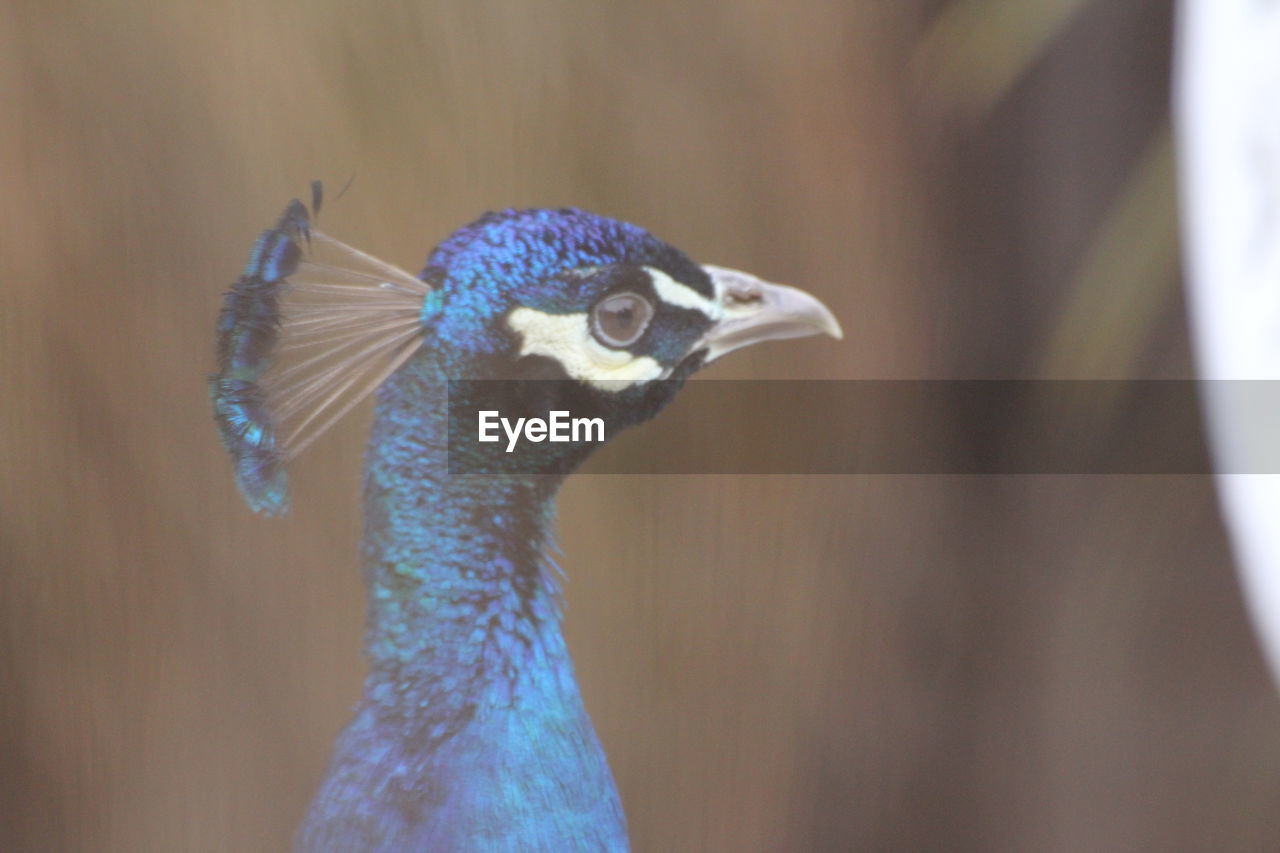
441 380 1280 475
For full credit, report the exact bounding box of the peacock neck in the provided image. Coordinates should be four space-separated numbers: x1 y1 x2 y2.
360 351 577 707
297 352 627 851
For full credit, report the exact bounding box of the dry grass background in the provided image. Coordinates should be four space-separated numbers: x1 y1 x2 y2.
3 1 1279 851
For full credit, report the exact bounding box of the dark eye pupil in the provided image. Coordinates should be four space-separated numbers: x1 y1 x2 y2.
601 304 635 335
593 293 653 347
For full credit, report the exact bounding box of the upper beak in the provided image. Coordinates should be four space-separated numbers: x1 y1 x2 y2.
696 265 843 362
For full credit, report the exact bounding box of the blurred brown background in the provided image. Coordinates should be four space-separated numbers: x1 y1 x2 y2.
4 1 1278 851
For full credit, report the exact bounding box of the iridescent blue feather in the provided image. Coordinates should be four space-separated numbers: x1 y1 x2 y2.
208 376 287 514
209 200 311 512
211 184 428 515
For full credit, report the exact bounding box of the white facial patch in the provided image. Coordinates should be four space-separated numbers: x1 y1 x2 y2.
507 307 665 390
644 267 723 320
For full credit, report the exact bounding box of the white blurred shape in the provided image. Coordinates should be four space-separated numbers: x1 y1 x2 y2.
1177 0 1280 683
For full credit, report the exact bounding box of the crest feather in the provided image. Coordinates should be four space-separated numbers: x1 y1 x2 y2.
211 185 429 514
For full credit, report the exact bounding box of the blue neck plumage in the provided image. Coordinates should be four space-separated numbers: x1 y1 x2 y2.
295 350 628 852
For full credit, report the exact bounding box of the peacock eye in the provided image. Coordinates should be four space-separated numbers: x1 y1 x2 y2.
590 292 653 348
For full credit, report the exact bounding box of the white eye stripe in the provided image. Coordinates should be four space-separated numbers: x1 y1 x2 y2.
643 267 723 320
508 307 665 390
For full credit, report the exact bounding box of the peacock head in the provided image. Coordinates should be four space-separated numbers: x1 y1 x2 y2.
212 190 842 508
420 208 843 439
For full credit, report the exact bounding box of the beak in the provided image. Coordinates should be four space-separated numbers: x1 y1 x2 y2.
696 265 843 362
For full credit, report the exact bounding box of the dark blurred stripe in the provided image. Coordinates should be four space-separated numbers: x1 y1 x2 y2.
447 380 1230 474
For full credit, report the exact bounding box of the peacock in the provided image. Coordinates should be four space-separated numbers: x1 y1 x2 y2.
211 184 841 851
